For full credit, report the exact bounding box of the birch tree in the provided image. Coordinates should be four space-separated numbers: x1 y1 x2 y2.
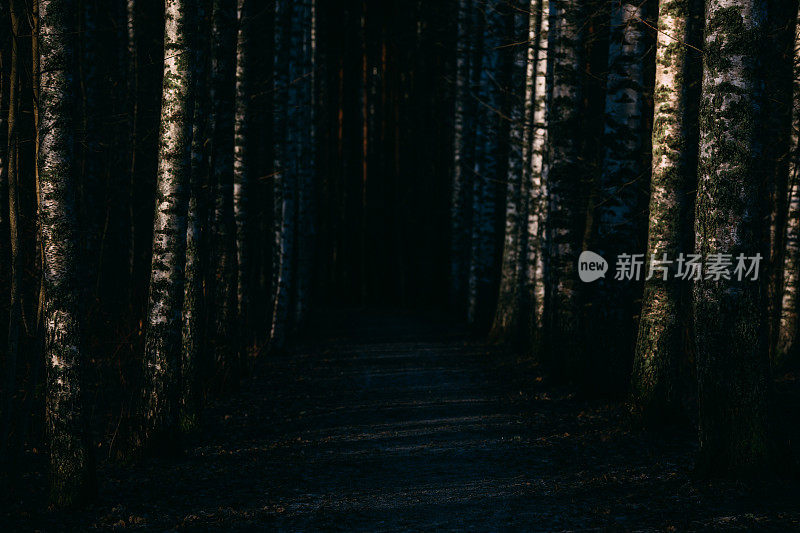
140 0 196 453
39 0 95 506
233 0 252 346
765 3 799 363
588 0 651 389
524 0 548 352
631 0 701 423
694 0 777 476
775 13 800 368
779 150 800 367
544 0 585 374
491 0 529 343
777 12 800 369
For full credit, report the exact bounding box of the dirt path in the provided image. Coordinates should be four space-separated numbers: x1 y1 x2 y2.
10 309 800 531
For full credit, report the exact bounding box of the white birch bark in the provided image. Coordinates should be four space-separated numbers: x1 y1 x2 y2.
525 0 548 352
141 0 197 453
39 0 95 506
631 0 701 423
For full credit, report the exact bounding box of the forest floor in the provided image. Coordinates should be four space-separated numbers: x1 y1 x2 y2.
6 308 800 531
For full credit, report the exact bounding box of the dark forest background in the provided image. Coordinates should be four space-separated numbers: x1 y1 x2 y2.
2 0 800 525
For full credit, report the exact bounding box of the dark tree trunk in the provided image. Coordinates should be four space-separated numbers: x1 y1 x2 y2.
233 0 252 349
587 0 652 392
1 0 21 463
209 0 239 387
694 0 779 477
449 0 474 316
543 0 586 377
270 0 298 349
181 0 213 435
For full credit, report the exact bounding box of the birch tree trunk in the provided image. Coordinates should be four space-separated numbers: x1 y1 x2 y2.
233 0 251 348
694 0 777 477
39 0 95 506
209 0 239 386
491 1 529 343
544 0 585 375
631 0 701 423
777 12 800 369
140 0 196 454
524 0 548 353
450 0 473 315
181 0 212 434
126 0 138 293
588 0 651 390
765 3 799 364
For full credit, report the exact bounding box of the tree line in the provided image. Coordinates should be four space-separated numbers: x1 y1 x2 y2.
0 0 318 507
449 0 798 479
0 0 798 512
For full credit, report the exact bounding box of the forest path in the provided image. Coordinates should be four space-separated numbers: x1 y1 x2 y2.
27 309 800 531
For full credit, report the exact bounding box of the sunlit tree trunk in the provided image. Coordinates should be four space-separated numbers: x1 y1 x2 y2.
450 0 473 315
524 0 548 353
181 0 212 434
631 0 701 424
491 1 529 343
544 0 585 375
39 0 95 506
209 0 238 386
588 0 651 390
694 0 777 477
777 13 800 368
140 0 197 454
